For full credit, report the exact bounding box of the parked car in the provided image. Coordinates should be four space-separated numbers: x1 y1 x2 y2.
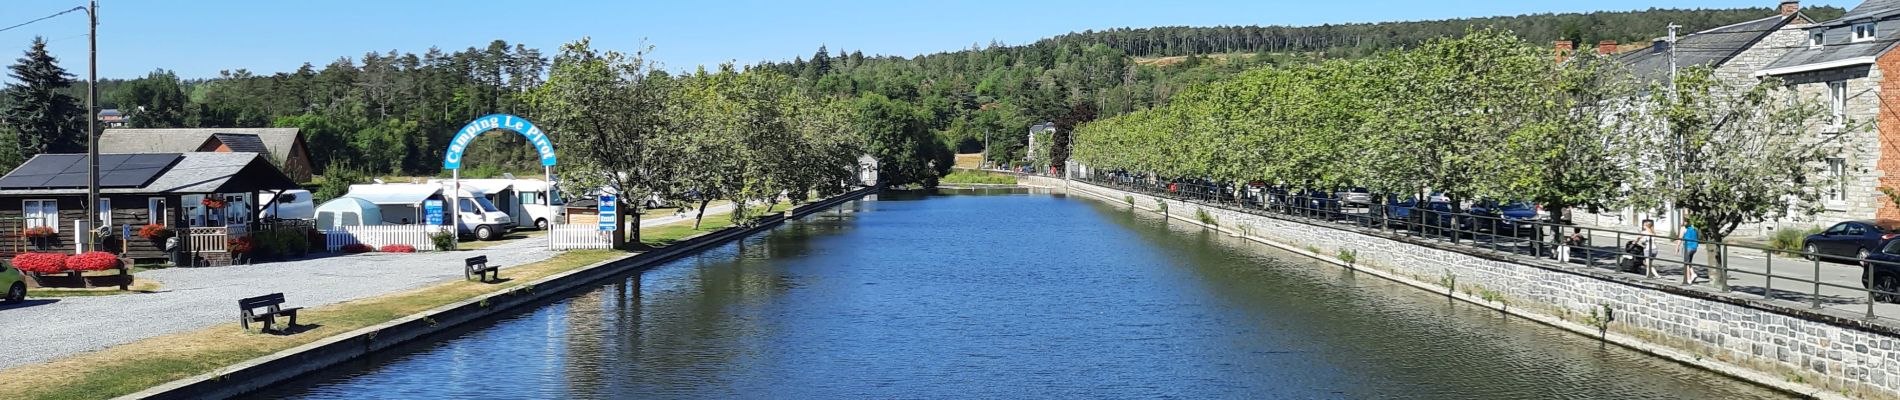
1804 220 1899 262
1469 200 1540 238
2 261 24 304
1335 187 1372 208
1859 239 1900 302
1389 196 1467 233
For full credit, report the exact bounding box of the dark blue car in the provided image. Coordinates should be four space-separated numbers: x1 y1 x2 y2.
1858 239 1900 302
1469 200 1540 237
1386 196 1466 233
1804 220 1898 263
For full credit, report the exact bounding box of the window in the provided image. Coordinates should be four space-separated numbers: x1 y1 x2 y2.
341 212 360 227
97 198 110 228
317 211 336 231
458 198 480 215
1855 23 1878 42
23 200 57 232
1829 81 1848 129
1812 31 1826 48
148 198 166 225
1828 158 1848 202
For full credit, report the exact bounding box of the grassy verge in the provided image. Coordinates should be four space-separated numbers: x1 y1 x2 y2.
941 169 1017 185
0 249 626 400
641 201 789 247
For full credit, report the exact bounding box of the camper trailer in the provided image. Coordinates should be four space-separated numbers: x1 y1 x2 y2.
339 183 515 240
429 178 564 230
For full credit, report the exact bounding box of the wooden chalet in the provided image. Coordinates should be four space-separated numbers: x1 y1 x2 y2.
0 152 302 263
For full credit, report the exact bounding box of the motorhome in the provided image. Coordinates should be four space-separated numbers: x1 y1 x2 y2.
258 189 315 220
338 183 515 240
429 178 565 230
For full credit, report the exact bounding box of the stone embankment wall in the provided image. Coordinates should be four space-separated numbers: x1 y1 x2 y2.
1024 175 1900 400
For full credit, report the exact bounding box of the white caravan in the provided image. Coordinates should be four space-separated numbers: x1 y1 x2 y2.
341 183 516 240
429 178 565 230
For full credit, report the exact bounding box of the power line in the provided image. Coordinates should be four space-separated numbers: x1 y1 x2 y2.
0 6 85 35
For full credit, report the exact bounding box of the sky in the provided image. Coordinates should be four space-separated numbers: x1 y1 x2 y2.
0 0 1865 82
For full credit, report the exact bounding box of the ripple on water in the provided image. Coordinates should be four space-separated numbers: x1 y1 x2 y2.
260 193 1789 400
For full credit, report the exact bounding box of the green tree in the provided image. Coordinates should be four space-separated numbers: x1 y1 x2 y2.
2 37 84 157
110 70 190 128
530 38 671 244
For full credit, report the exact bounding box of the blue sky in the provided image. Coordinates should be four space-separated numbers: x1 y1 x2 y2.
0 0 1863 82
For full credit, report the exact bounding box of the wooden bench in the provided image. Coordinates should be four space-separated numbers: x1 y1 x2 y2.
238 293 301 333
466 255 499 283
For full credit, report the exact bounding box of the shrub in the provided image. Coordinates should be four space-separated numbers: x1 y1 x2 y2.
430 229 458 251
379 244 417 253
341 243 375 254
22 226 55 239
1769 226 1823 255
11 252 67 274
68 251 122 272
136 224 173 240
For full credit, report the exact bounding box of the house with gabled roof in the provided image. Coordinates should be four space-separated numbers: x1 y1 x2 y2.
98 128 315 183
1752 0 1900 227
0 152 301 263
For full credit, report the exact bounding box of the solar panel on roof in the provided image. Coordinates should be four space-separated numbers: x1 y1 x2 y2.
0 153 180 190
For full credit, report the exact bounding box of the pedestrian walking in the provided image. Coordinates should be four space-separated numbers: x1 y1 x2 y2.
1681 222 1702 284
1641 219 1660 278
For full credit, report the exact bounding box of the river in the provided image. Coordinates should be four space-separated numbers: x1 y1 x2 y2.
253 190 1783 399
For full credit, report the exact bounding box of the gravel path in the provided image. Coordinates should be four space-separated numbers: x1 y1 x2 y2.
0 238 557 370
0 207 730 371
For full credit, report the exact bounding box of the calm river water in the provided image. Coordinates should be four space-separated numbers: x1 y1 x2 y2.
255 190 1784 399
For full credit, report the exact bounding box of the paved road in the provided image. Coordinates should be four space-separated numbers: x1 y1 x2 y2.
0 204 744 371
1293 209 1900 323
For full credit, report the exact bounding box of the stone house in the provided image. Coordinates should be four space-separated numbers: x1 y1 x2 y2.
1750 0 1900 232
1578 2 1814 234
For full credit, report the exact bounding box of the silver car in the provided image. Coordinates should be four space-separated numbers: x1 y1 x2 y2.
1336 188 1373 208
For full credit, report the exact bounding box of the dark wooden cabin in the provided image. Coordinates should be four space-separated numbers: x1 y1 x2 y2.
0 152 302 262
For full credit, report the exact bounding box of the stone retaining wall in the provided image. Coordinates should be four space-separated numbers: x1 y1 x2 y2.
1035 175 1898 400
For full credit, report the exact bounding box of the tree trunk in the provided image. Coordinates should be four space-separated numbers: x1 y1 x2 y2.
693 198 712 230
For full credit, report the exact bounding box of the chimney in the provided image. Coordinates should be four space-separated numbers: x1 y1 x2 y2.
1597 40 1618 56
1555 40 1574 63
1780 1 1800 16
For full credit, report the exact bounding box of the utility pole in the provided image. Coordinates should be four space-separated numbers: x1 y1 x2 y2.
83 0 99 252
1662 23 1683 237
983 129 990 169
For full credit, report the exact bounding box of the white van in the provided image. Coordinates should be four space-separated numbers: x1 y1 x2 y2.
430 178 565 231
452 187 514 240
340 184 515 241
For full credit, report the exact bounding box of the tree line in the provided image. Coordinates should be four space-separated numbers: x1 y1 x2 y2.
1071 29 1841 248
1042 6 1845 59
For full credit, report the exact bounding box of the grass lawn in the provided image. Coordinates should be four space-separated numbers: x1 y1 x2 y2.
941 169 1017 185
641 201 789 247
955 153 983 169
0 249 627 400
0 196 807 400
29 278 164 298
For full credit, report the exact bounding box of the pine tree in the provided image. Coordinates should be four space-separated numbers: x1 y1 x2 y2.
808 45 832 79
2 37 84 157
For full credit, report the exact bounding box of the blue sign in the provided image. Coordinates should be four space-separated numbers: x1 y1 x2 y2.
597 194 618 232
424 200 445 225
443 114 557 169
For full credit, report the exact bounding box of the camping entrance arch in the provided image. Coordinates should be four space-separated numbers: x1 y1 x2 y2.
441 114 557 242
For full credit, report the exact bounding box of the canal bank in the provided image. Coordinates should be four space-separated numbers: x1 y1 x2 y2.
250 189 1779 399
115 187 876 400
1029 175 1899 400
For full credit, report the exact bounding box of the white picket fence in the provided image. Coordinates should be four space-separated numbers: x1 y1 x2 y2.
326 225 449 252
549 223 613 250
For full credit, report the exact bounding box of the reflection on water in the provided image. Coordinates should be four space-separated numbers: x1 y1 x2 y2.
257 191 1781 399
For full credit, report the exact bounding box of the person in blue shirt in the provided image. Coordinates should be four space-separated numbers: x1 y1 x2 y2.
1681 223 1702 284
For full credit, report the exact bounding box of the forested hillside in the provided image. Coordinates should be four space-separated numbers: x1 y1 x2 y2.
0 5 1832 180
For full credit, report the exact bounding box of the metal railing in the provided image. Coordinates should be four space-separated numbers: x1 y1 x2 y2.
1078 173 1900 320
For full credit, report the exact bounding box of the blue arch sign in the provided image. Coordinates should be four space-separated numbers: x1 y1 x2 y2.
443 113 556 169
